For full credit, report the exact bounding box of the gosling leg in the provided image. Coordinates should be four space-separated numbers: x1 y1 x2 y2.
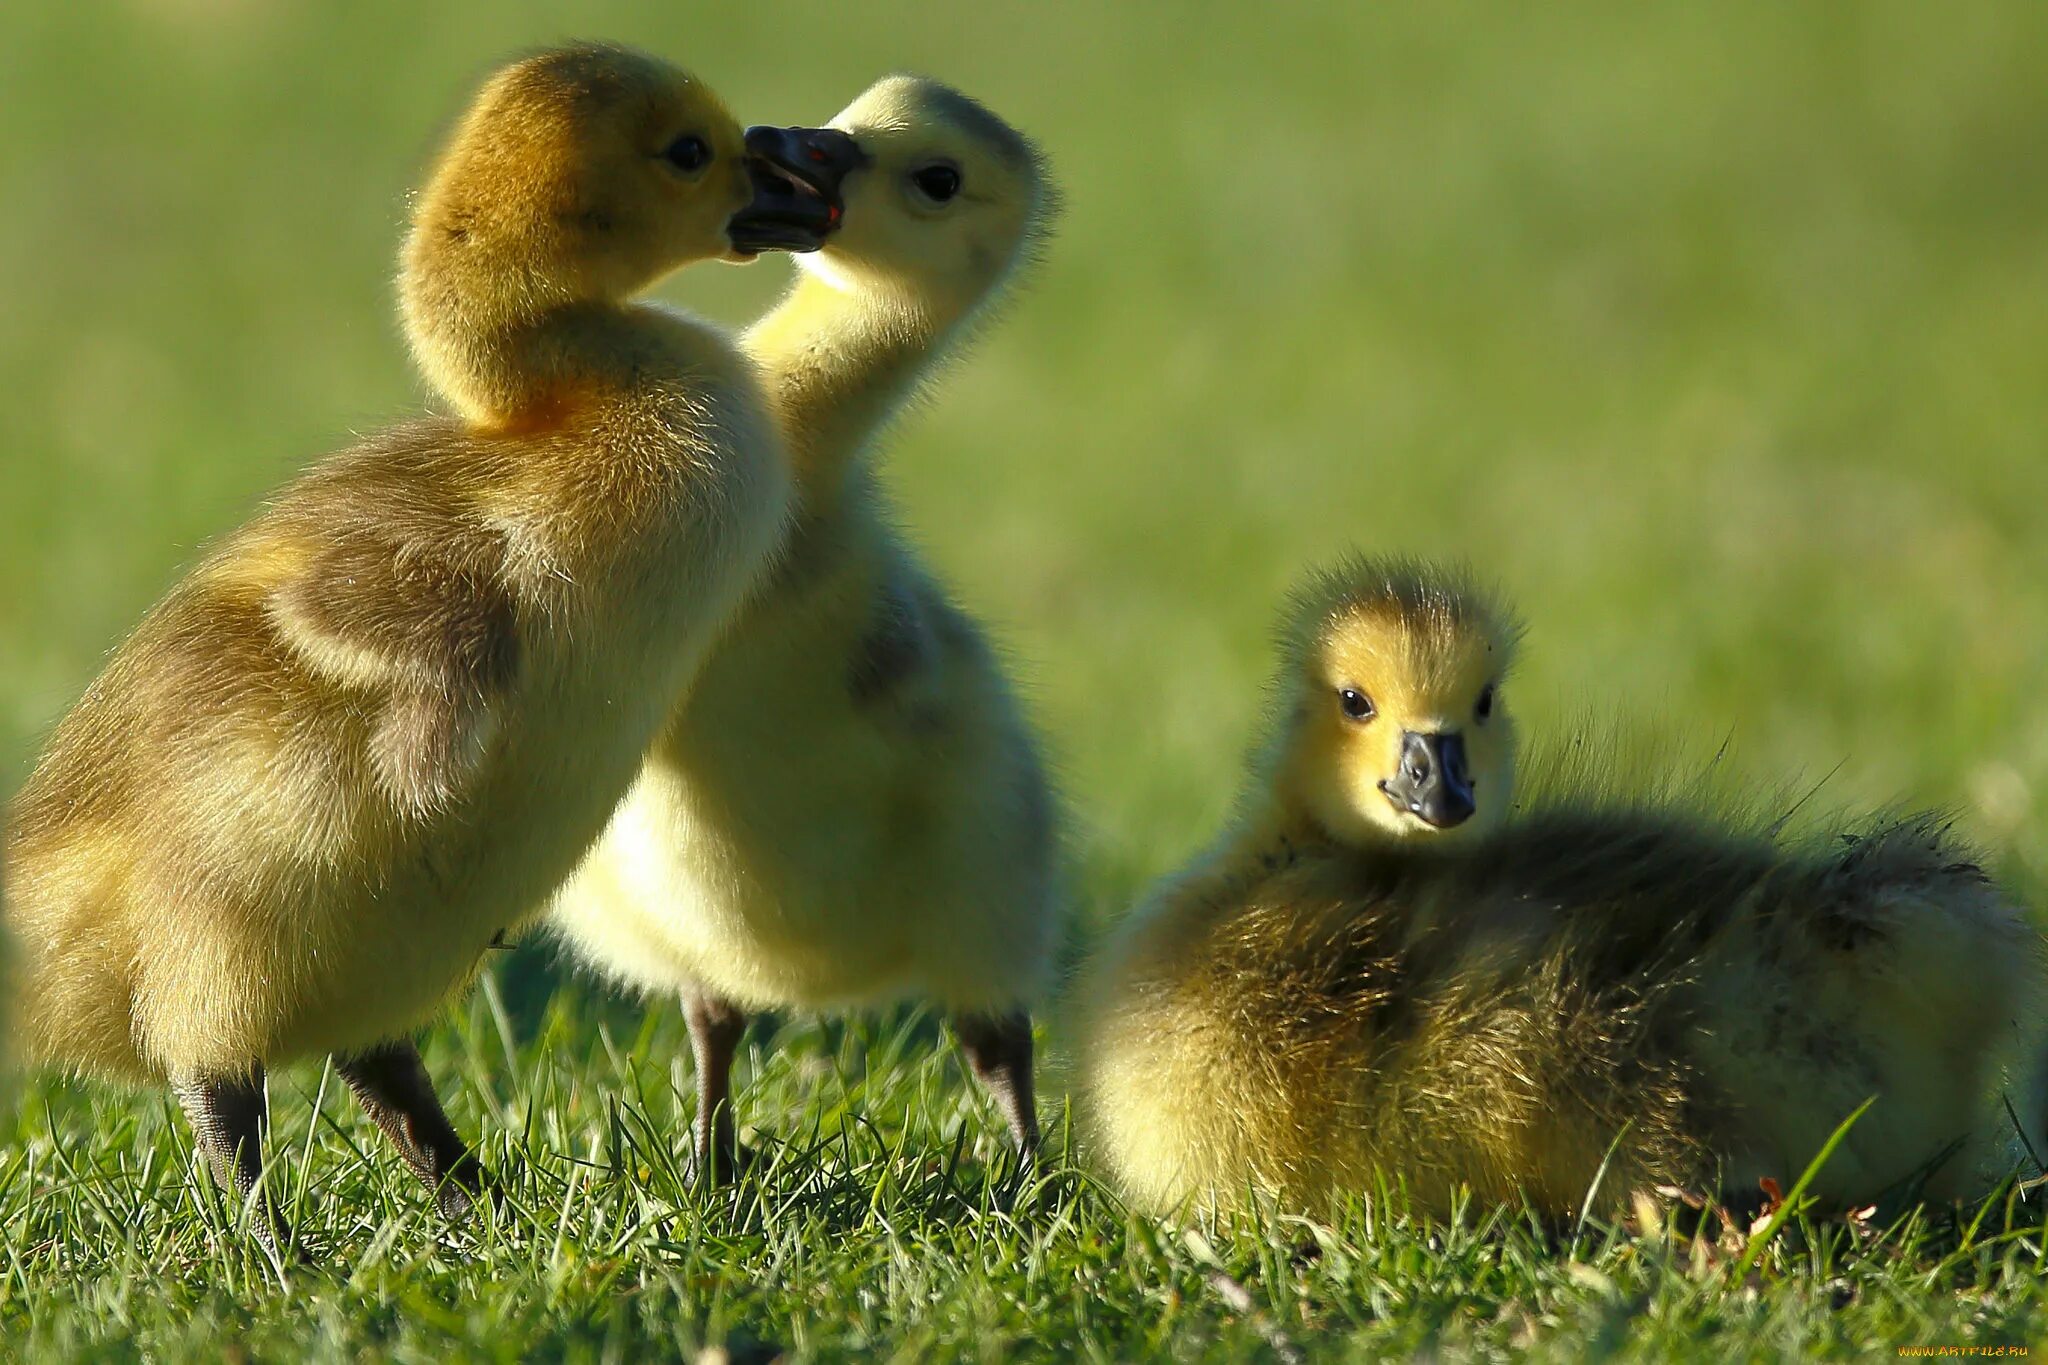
334 1039 489 1221
683 987 749 1184
173 1066 295 1258
950 1008 1040 1155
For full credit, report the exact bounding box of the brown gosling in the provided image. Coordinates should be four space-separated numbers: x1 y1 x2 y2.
1 42 816 1253
550 77 1061 1180
1071 556 2047 1221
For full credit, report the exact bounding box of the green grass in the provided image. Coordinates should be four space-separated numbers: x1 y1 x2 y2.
6 0 2048 1358
8 989 2048 1362
12 986 2048 1358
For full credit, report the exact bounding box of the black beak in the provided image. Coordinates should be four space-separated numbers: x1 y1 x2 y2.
728 125 866 255
1379 731 1477 830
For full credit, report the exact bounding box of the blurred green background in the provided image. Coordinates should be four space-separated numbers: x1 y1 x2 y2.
5 0 2048 914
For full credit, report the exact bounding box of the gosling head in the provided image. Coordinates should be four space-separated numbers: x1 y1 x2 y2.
403 44 757 329
1265 557 1522 848
741 75 1057 310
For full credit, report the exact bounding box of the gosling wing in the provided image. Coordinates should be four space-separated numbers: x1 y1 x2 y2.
268 525 519 816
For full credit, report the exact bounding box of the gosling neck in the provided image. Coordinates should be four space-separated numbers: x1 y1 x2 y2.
399 234 654 428
1232 782 1341 871
741 265 982 502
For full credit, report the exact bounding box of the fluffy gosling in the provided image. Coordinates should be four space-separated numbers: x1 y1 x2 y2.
551 76 1061 1180
3 43 815 1252
1072 556 2046 1221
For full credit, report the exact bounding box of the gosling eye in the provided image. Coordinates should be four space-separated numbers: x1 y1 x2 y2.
909 161 963 204
1476 683 1497 723
662 134 712 174
1339 688 1375 723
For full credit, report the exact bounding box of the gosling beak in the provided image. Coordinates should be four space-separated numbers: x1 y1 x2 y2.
1378 731 1477 830
728 125 866 255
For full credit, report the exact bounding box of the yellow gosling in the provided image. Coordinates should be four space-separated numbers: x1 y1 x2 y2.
3 43 803 1252
1073 556 2046 1222
551 77 1061 1178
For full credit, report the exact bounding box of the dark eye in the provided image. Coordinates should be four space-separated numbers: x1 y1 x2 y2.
663 135 711 173
1339 688 1375 722
910 162 962 203
1476 684 1497 722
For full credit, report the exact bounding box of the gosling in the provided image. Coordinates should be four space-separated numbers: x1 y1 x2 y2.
1072 556 2046 1221
3 43 817 1252
551 77 1061 1180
